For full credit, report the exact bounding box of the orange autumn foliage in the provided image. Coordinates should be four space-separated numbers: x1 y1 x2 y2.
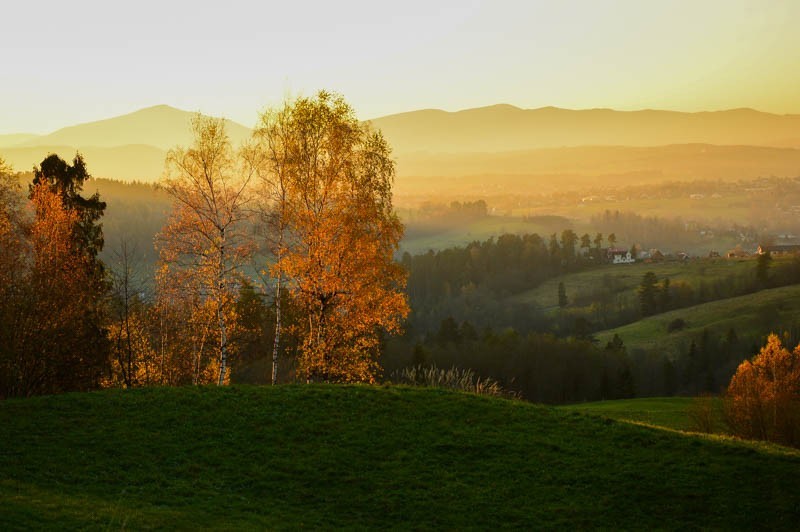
260 91 409 383
725 334 800 447
156 115 256 385
0 183 105 396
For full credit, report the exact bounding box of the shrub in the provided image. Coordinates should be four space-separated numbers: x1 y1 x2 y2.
724 334 800 448
667 318 686 333
687 394 717 433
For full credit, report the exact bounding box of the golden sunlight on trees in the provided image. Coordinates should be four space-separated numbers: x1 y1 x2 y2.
255 91 408 383
156 115 257 386
0 184 104 396
725 334 800 448
1 155 110 398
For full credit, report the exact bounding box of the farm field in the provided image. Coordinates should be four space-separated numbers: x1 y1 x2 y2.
1 385 799 530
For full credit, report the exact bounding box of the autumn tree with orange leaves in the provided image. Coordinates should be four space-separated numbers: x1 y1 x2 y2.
0 181 108 396
257 91 408 383
156 115 257 385
725 334 800 448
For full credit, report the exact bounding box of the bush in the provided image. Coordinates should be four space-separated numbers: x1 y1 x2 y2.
687 394 717 433
667 318 687 333
724 334 800 448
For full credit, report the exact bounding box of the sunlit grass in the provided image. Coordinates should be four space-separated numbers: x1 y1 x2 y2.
1 385 799 529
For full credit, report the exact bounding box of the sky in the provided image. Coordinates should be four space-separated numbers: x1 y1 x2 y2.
1 0 798 134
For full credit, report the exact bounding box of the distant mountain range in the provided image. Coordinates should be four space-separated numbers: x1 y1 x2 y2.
1 103 799 183
368 104 800 153
3 105 252 150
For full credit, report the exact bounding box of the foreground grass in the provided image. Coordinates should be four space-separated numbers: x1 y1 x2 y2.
557 397 728 433
1 385 799 529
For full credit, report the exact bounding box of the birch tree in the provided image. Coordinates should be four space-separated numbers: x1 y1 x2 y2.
157 115 256 385
257 91 409 383
253 108 293 384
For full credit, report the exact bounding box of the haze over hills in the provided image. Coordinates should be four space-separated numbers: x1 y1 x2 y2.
17 105 252 150
369 105 800 153
0 133 40 148
0 105 251 181
2 103 800 184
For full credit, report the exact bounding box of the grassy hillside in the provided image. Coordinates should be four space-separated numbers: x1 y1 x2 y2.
595 283 800 354
1 386 799 529
512 258 755 311
558 397 726 433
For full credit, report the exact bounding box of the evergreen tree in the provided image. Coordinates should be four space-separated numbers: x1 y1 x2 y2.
558 281 568 308
638 271 658 317
756 251 772 285
32 153 107 264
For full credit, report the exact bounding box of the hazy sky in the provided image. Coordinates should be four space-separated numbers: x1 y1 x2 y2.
1 0 798 134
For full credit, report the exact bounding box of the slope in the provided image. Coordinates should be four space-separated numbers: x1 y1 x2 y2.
595 283 800 354
0 385 798 529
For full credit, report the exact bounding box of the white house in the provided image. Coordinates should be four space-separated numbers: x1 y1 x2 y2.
607 248 635 264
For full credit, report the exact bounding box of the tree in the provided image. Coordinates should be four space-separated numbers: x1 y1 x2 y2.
253 103 297 385
558 281 568 308
580 232 591 250
258 91 409 383
32 153 106 264
1 184 108 397
593 232 603 249
638 271 658 317
105 238 157 388
548 233 561 265
725 334 800 447
157 114 257 386
756 251 772 286
560 229 577 264
608 233 617 248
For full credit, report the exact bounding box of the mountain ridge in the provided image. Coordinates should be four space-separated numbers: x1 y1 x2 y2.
17 105 252 151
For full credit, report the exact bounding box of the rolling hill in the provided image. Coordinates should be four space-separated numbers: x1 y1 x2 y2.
594 283 800 355
1 385 798 529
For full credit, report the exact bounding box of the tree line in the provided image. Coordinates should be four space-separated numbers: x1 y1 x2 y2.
0 91 408 397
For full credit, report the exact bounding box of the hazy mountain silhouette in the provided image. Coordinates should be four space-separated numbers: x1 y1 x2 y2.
2 144 166 182
369 105 800 153
3 104 800 184
18 105 252 151
0 133 41 148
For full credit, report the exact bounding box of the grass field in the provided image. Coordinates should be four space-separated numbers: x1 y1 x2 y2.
594 283 800 355
511 257 756 311
1 385 799 529
558 397 727 433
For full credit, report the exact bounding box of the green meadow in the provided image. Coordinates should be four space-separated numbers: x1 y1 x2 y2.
594 283 800 354
1 385 799 530
512 258 756 311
